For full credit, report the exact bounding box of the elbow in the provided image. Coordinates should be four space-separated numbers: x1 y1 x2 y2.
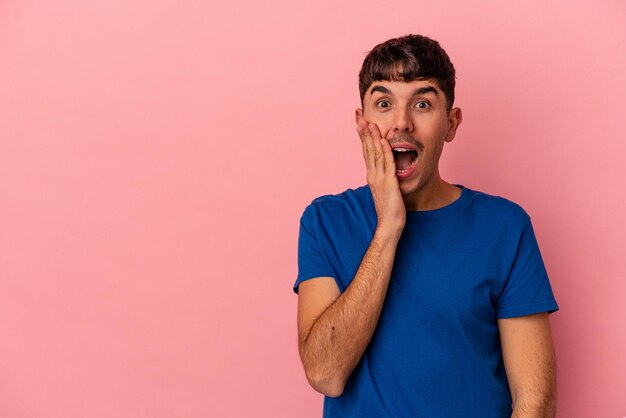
305 367 346 398
511 392 557 417
298 339 347 397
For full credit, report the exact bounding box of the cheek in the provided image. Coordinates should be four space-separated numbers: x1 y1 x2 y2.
421 121 447 140
365 117 391 136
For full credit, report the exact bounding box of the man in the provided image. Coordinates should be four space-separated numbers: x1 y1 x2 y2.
293 34 559 418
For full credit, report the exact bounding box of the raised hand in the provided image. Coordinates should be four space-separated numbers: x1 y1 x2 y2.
357 120 406 234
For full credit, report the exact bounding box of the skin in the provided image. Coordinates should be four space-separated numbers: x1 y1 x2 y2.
499 313 557 417
355 76 463 213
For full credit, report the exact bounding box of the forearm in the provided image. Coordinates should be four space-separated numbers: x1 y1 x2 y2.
300 226 401 397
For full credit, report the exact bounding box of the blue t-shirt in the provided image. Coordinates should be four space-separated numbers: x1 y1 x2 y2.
293 183 559 418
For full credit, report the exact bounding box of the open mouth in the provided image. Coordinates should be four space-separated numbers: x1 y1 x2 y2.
392 148 418 171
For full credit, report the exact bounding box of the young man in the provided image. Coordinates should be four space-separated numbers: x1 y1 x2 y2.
294 34 559 418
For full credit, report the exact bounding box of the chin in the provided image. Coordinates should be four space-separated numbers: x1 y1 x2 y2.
398 173 429 195
398 180 418 195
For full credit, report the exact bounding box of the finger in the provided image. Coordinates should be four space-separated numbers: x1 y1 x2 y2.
367 123 385 175
358 121 376 175
356 126 366 158
356 125 372 174
380 137 397 174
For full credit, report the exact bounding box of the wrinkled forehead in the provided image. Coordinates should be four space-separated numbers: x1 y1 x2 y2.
366 78 442 99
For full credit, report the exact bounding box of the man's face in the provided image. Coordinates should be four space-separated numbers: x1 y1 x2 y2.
355 77 462 197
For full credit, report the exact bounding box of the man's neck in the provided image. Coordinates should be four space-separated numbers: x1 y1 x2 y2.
402 178 461 211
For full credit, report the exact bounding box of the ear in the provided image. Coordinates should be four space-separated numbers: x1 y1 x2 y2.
355 108 363 126
445 107 463 142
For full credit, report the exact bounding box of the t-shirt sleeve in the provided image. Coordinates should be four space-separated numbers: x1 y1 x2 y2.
293 204 334 294
496 217 560 319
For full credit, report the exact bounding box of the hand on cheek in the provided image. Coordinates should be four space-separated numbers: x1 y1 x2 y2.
356 118 405 234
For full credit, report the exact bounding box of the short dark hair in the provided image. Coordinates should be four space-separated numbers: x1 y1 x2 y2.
358 34 456 112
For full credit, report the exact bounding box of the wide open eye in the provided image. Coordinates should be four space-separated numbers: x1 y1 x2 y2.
415 101 430 109
376 100 390 109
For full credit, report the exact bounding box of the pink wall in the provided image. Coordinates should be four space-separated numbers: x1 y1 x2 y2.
0 1 624 416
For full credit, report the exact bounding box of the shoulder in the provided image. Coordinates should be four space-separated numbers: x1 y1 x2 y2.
465 186 531 230
301 184 372 221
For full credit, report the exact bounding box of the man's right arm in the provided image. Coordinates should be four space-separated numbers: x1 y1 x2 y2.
297 119 404 397
297 225 401 397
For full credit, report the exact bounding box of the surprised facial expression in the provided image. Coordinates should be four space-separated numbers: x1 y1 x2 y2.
355 77 462 192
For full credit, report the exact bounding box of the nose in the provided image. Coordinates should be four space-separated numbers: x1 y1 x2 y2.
392 107 413 133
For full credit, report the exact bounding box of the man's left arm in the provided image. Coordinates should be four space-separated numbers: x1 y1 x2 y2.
498 312 557 418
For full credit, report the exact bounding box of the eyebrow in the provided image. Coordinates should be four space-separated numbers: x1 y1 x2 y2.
370 85 439 98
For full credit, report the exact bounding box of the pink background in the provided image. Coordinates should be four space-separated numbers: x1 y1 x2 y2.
1 1 625 417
